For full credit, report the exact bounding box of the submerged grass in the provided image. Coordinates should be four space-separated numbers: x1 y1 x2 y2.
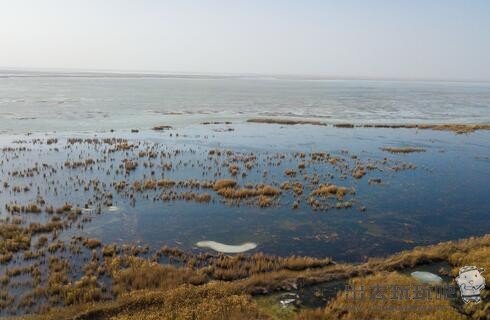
381 147 426 154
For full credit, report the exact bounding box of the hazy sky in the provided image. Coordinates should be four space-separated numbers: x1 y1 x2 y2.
1 0 490 80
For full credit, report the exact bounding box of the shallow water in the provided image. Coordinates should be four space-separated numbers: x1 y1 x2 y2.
1 73 490 133
1 124 489 263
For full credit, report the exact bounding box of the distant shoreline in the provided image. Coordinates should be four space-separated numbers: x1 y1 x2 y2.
2 68 490 84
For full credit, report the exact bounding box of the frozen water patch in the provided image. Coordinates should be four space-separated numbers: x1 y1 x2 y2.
411 271 443 284
196 240 257 253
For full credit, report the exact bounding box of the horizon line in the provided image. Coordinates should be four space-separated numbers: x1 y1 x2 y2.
1 66 489 84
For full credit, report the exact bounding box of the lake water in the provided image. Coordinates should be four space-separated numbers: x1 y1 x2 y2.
1 124 489 262
1 72 490 133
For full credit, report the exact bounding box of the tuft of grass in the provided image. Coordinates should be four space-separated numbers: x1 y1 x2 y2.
123 160 138 172
352 166 365 179
83 238 101 249
312 184 350 200
152 125 172 131
216 184 280 199
213 179 237 191
257 195 272 207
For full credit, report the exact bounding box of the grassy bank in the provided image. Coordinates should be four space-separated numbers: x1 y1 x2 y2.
11 234 489 320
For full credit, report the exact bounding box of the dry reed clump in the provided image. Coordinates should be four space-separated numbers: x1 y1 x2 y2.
142 179 157 190
245 161 254 170
193 193 212 203
32 282 262 320
312 184 351 200
228 164 240 176
6 203 43 214
0 223 31 256
29 221 65 235
54 203 73 214
63 275 103 306
201 253 332 282
123 160 138 172
160 191 212 203
352 165 365 179
114 181 127 191
47 240 66 253
83 238 102 249
35 236 48 248
292 182 303 195
0 290 15 311
212 179 237 191
380 147 426 154
109 257 207 295
280 182 291 190
111 282 263 320
216 184 280 199
102 244 119 257
152 125 173 131
257 195 272 207
157 179 176 187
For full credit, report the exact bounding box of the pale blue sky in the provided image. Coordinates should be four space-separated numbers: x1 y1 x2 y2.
1 0 489 80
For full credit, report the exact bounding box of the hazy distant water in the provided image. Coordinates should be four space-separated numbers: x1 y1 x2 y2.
1 72 490 133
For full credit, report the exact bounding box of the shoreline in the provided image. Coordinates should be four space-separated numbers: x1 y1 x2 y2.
2 117 490 136
9 234 490 319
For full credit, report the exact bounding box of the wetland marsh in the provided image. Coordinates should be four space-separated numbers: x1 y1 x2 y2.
0 75 489 319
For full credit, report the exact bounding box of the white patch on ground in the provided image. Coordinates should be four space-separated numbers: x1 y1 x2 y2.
411 271 443 284
196 240 257 253
107 206 120 212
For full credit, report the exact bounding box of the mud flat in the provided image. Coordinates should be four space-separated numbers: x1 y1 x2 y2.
251 118 490 133
355 123 490 134
247 118 326 126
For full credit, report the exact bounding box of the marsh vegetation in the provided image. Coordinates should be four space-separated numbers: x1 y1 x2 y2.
0 123 488 318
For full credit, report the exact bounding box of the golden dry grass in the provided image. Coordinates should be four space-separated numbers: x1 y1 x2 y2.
14 282 264 320
8 235 490 320
213 179 237 191
296 272 466 320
